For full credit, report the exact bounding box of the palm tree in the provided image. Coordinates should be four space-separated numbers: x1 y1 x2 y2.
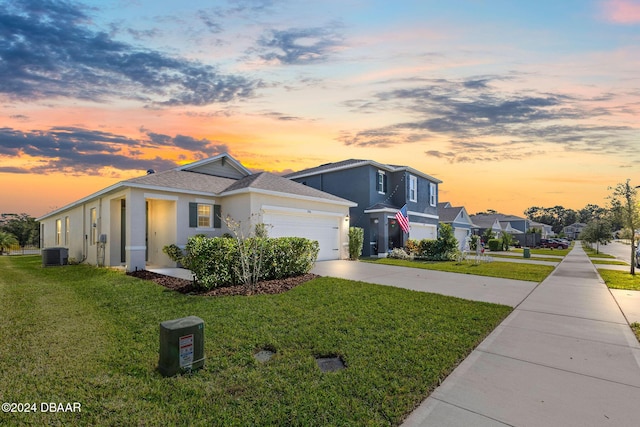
0 231 19 255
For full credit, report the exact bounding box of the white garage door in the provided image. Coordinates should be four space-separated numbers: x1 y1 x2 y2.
409 222 437 241
263 212 341 261
454 227 470 250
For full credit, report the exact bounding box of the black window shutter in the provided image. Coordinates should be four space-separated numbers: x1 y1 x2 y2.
213 205 221 228
383 174 388 193
189 203 197 228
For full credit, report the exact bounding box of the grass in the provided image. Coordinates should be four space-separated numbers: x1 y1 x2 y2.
582 246 616 259
511 247 571 257
364 258 554 282
0 256 511 426
598 269 640 291
490 253 560 262
591 259 628 265
631 323 640 342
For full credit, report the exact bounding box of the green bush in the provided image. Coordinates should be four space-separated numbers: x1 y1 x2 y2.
185 235 319 290
348 227 364 260
487 239 501 252
262 237 319 279
185 235 239 289
162 244 184 264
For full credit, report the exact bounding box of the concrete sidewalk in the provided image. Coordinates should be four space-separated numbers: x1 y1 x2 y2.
402 241 640 426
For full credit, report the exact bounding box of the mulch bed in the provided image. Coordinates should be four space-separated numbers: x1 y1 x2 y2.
127 270 318 296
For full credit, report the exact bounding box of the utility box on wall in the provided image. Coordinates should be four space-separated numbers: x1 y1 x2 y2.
158 316 205 377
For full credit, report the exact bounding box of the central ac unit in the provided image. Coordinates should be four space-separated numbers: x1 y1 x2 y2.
42 247 69 267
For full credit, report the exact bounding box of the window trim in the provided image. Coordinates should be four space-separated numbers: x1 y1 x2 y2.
409 175 418 202
65 216 70 246
55 219 62 246
197 203 212 228
377 170 387 194
429 183 437 207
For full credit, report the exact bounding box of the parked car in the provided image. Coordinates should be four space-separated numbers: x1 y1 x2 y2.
540 238 568 249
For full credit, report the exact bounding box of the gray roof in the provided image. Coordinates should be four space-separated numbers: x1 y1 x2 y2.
285 159 442 183
438 205 463 223
125 170 236 194
222 172 354 203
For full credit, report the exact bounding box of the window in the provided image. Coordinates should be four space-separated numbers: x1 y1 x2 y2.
409 175 417 202
198 204 212 228
377 170 387 194
90 208 97 245
189 203 221 228
429 183 437 207
55 219 62 245
65 216 70 246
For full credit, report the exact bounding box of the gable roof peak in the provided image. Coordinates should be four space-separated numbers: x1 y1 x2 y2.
175 152 252 178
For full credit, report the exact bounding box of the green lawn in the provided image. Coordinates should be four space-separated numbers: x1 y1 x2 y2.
582 246 616 259
511 247 571 257
365 258 554 282
490 253 560 262
0 256 511 426
599 269 640 291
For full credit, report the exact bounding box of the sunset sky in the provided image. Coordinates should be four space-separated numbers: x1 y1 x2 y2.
2 0 639 218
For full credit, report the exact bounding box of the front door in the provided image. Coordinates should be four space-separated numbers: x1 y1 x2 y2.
388 217 402 251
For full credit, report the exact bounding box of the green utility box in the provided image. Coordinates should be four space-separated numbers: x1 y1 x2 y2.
523 248 531 259
158 316 205 377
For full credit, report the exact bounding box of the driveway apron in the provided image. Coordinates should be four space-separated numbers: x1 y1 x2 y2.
402 241 640 426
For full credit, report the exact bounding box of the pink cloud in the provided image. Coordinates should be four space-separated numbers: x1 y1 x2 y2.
601 0 640 24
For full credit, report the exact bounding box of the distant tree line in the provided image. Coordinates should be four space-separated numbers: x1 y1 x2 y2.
0 213 39 248
522 204 617 234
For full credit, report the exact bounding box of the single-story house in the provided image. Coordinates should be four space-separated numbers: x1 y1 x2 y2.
37 153 357 272
470 213 539 246
437 202 476 250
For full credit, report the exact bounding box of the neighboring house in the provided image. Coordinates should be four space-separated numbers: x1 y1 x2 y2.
37 154 356 272
437 202 476 250
471 213 537 246
529 221 554 238
564 223 587 240
286 159 442 257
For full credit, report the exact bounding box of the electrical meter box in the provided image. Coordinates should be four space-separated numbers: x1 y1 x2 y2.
158 315 205 377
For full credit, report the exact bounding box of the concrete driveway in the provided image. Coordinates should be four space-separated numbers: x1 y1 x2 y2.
311 260 539 307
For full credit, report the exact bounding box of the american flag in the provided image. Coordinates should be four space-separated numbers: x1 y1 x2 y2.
395 204 410 233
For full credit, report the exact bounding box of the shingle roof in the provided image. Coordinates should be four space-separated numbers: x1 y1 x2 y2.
222 172 354 203
125 170 236 194
285 159 442 183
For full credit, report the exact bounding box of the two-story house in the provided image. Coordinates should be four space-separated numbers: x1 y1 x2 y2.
286 159 442 257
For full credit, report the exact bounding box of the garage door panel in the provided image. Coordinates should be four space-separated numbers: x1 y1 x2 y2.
263 213 341 261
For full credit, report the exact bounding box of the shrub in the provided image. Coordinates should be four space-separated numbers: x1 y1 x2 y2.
418 239 439 259
468 235 480 251
185 236 239 289
388 247 413 260
436 223 459 260
487 239 501 252
185 235 319 290
405 239 420 256
162 244 184 264
262 237 319 279
348 227 364 260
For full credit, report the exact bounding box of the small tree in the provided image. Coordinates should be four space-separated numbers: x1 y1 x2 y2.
437 223 459 260
581 219 612 254
0 231 19 255
482 228 495 243
500 231 513 251
348 227 364 260
609 180 640 275
224 215 265 289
